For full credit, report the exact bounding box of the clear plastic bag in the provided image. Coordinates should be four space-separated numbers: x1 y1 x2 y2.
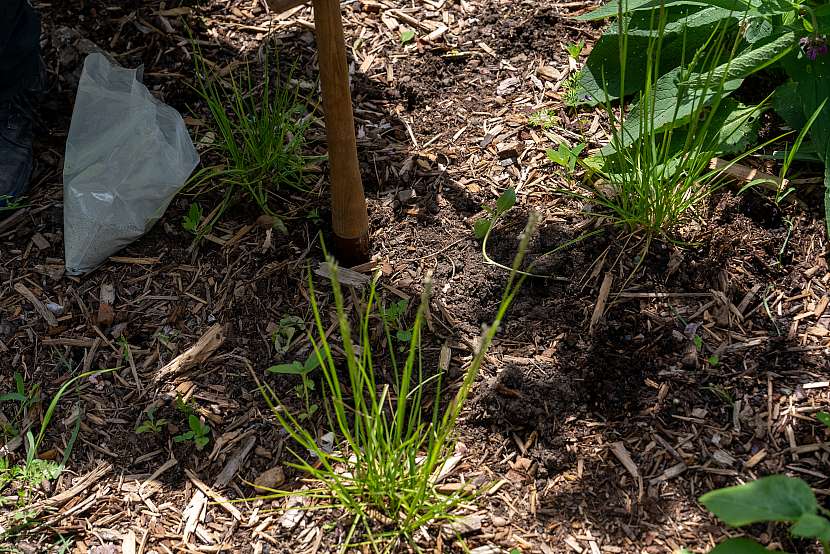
63 53 199 275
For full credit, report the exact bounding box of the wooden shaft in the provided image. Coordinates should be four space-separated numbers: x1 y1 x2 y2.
312 0 370 265
264 0 307 14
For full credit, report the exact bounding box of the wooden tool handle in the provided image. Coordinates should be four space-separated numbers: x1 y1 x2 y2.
312 0 370 265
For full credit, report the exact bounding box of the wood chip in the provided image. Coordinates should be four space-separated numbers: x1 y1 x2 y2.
609 441 643 500
154 323 225 382
589 272 613 334
14 282 58 327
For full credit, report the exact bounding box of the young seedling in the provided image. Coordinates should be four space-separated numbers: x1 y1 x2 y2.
272 315 305 357
0 372 40 430
267 353 321 420
474 188 516 240
380 299 413 350
400 29 416 44
136 406 168 435
565 39 585 59
174 414 211 451
182 203 203 235
546 142 587 172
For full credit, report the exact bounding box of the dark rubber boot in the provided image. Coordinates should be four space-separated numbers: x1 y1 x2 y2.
0 96 34 209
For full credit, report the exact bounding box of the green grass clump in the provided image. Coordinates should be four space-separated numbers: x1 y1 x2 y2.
556 2 771 239
253 222 535 552
188 50 316 237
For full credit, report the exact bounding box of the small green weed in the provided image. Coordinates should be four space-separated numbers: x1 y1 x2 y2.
528 108 559 129
566 39 585 59
0 372 40 435
816 411 830 430
380 299 413 349
267 353 321 421
474 188 516 240
136 406 168 435
182 203 203 235
272 315 305 356
547 142 586 172
173 414 211 451
400 29 416 44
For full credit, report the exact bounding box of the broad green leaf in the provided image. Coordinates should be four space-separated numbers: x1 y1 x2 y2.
782 50 830 237
575 0 751 21
603 67 743 154
496 188 516 214
791 513 830 541
575 9 726 104
772 79 805 129
303 353 321 372
687 32 796 87
744 17 772 44
816 411 830 429
267 361 306 375
474 219 491 239
710 538 788 554
0 392 27 403
711 98 765 154
700 475 817 526
400 30 415 44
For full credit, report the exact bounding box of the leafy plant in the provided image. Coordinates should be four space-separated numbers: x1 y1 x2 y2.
267 353 321 421
173 414 211 450
566 39 586 58
400 29 416 44
701 474 830 553
188 47 316 237
182 202 203 235
380 299 413 349
136 406 168 435
547 142 587 172
562 0 773 237
574 0 830 234
528 108 559 129
253 225 535 551
0 372 40 434
272 315 305 356
474 188 516 240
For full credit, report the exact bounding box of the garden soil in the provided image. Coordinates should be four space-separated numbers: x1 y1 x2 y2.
1 0 829 553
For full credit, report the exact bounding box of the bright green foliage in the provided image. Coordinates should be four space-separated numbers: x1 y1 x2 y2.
816 411 830 429
574 0 830 234
182 203 203 235
547 143 587 172
267 353 321 420
710 538 788 554
174 414 211 450
189 48 316 238
256 226 533 551
400 29 416 43
566 39 586 58
561 0 780 237
701 475 830 552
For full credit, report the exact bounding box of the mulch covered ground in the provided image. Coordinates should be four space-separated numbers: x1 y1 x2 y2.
1 0 829 552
